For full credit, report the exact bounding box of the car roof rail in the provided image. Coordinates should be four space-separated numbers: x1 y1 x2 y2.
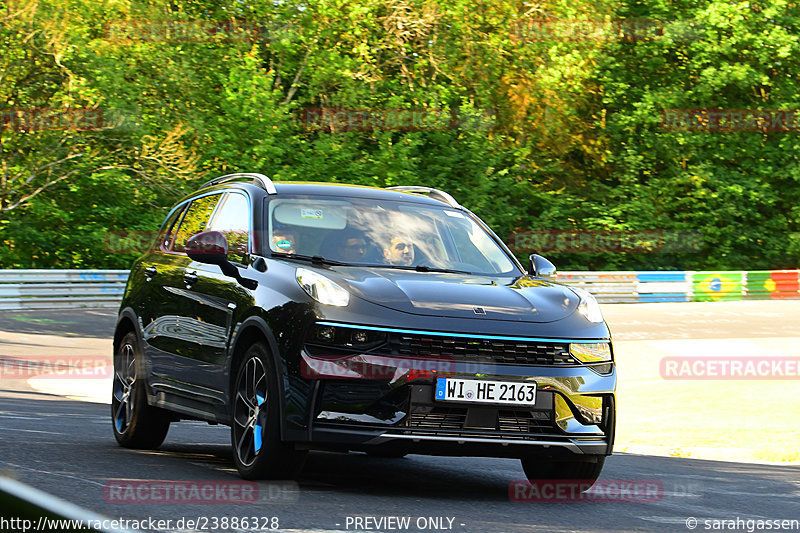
386 186 461 208
200 173 277 194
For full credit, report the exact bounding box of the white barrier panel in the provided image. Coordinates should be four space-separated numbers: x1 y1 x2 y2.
636 281 692 294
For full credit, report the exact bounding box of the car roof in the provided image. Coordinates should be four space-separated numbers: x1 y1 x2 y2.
181 180 459 209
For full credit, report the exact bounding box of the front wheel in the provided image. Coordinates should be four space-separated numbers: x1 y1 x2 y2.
231 343 306 480
111 332 170 449
521 455 606 490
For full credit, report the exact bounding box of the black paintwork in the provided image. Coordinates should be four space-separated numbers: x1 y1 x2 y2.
115 181 616 459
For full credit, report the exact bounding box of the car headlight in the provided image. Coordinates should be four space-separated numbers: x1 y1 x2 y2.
296 268 350 307
572 287 604 323
569 342 612 363
307 324 386 350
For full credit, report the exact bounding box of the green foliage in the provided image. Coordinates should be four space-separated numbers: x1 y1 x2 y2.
1 0 798 270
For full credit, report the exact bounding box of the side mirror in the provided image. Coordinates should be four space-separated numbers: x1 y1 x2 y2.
530 253 557 280
186 230 229 264
185 230 258 290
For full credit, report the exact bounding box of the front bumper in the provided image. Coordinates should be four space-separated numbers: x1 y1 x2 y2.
298 350 616 458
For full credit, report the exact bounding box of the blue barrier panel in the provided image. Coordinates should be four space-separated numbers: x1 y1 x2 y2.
636 271 690 302
638 293 692 303
636 271 688 282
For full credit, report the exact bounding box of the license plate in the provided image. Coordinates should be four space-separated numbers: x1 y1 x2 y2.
435 378 536 406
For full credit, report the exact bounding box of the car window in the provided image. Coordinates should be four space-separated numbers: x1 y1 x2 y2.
267 198 351 256
446 214 509 272
171 194 222 253
206 192 251 264
154 204 187 251
266 195 519 275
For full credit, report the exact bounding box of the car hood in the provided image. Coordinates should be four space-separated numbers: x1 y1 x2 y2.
328 267 580 323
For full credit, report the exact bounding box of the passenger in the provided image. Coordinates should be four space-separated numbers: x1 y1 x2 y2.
383 236 415 266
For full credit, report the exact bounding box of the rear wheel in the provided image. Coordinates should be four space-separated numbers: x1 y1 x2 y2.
231 343 306 480
111 332 170 449
521 455 605 490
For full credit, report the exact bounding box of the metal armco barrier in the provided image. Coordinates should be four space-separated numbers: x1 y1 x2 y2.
744 270 800 299
556 272 640 303
0 270 128 310
635 271 691 303
0 269 798 309
557 270 800 303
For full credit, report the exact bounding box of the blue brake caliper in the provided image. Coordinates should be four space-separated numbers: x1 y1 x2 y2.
254 394 265 452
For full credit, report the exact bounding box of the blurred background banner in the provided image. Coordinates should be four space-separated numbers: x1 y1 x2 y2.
691 272 745 302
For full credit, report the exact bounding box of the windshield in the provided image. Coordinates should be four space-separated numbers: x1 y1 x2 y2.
265 195 519 275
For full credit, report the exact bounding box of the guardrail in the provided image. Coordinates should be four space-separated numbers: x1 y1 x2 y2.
0 270 128 310
0 269 797 309
557 269 800 303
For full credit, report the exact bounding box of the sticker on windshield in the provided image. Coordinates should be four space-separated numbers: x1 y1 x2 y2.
275 240 293 249
301 208 324 219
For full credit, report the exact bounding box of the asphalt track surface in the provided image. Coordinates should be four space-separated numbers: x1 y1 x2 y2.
1 303 799 533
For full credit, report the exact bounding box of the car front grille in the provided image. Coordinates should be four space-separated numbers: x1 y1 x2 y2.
405 407 465 430
387 334 577 366
404 406 556 434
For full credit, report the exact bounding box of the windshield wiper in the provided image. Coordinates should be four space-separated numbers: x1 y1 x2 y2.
364 263 473 274
271 253 351 266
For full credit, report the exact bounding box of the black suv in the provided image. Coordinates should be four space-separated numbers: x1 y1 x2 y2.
112 173 616 484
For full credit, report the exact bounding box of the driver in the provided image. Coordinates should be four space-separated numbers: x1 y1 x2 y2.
340 235 367 262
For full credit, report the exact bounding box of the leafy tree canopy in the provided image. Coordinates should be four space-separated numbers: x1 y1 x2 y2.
1 0 798 270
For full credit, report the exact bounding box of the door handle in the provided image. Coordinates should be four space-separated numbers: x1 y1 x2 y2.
144 266 157 278
183 271 199 286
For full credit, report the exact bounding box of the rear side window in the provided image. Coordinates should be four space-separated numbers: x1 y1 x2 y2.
171 194 222 253
206 192 251 264
154 205 187 251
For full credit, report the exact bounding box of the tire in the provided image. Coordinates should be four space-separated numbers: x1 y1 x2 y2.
521 455 606 490
231 342 307 480
111 331 170 449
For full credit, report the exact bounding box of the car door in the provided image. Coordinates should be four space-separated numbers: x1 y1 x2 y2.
145 192 224 393
179 191 256 392
136 201 192 378
134 202 186 330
